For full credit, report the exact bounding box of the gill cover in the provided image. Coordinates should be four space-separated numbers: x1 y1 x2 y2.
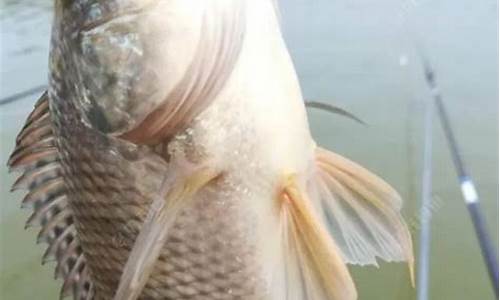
70 0 246 143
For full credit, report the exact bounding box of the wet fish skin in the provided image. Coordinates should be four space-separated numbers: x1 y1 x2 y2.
52 0 163 135
45 1 268 298
8 1 414 299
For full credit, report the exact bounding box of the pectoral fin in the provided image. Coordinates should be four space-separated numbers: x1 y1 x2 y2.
113 166 220 300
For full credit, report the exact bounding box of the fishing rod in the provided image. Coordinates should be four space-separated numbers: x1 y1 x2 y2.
416 48 499 298
416 94 434 300
0 84 47 106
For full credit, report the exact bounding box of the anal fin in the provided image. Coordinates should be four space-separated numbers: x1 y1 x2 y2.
278 175 357 300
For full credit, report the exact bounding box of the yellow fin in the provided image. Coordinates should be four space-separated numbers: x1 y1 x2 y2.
313 147 414 285
278 175 357 300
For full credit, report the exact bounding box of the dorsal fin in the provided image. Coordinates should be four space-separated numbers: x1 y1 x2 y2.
8 92 95 300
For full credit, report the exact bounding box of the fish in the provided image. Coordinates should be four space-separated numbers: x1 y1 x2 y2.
7 0 414 299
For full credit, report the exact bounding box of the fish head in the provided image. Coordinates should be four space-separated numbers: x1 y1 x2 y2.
52 0 209 136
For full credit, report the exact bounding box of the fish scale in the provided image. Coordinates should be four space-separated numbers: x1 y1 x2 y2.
50 84 264 299
8 1 414 299
51 55 264 298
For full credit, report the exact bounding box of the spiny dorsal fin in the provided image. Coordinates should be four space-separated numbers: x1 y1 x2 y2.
7 92 94 300
313 147 414 285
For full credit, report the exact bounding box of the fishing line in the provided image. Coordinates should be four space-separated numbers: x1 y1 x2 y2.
0 86 367 128
305 100 367 125
0 84 47 106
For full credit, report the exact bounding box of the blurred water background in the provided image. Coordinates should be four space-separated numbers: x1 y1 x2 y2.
0 0 498 299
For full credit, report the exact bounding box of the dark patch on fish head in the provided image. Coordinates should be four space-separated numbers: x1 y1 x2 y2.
86 101 112 134
72 14 160 138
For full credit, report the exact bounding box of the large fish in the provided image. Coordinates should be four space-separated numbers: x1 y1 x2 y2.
8 0 414 299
